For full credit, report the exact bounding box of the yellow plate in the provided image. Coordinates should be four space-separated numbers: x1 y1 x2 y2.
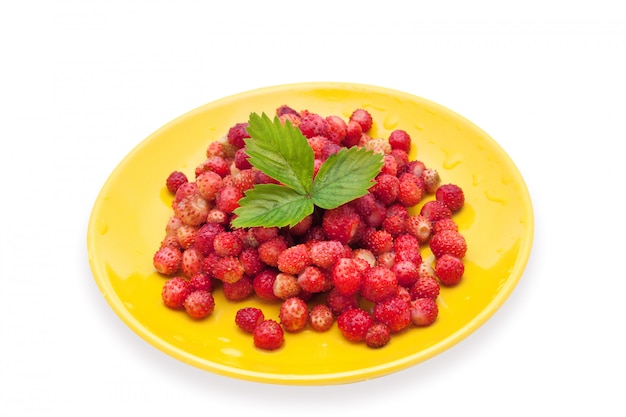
87 82 533 385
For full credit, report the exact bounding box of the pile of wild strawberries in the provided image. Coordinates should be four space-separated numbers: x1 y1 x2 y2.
153 105 467 350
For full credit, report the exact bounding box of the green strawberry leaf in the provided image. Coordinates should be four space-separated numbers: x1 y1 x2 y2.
311 147 384 209
231 184 314 228
244 112 314 195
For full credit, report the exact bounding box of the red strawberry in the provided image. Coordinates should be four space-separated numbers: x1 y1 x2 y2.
215 185 243 214
435 254 465 286
337 308 374 342
372 173 399 206
279 297 309 332
277 243 311 275
388 129 412 153
325 287 359 316
183 290 215 319
253 320 284 350
436 183 465 212
235 307 265 333
373 296 412 333
297 265 331 293
299 112 329 138
239 247 264 276
365 323 391 348
153 246 183 276
173 192 210 227
309 304 334 332
432 218 459 234
349 108 373 132
361 266 398 303
420 200 452 223
252 268 280 302
196 170 223 201
422 168 440 193
212 255 245 284
188 272 213 292
213 231 244 257
181 247 204 278
410 297 438 326
258 236 289 267
165 171 188 194
325 115 347 145
410 274 440 299
332 257 363 296
392 260 419 287
309 239 347 270
429 229 467 259
161 277 191 309
193 222 225 256
222 276 254 301
321 204 362 245
273 272 301 299
397 174 423 207
343 119 363 147
226 122 250 149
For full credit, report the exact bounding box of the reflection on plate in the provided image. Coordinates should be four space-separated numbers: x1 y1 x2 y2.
87 82 533 385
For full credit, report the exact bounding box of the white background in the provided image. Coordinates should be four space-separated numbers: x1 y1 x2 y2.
2 1 625 415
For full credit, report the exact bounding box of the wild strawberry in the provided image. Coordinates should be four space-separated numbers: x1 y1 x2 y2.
337 308 374 342
206 208 229 225
258 236 289 267
279 297 309 332
393 233 422 265
212 255 245 284
160 234 182 250
166 171 188 194
173 181 198 204
239 247 264 276
332 258 363 296
418 261 437 280
397 174 423 207
325 115 347 144
273 272 301 299
176 224 199 249
352 248 376 268
392 260 419 287
276 104 300 118
181 247 204 278
351 192 376 217
189 272 213 292
196 155 230 178
205 141 226 158
420 200 452 223
227 122 250 149
183 290 215 319
376 251 396 269
363 229 393 255
309 239 346 270
308 135 331 159
253 320 284 350
161 277 191 309
322 204 362 245
235 307 265 333
349 108 373 132
343 119 363 147
193 222 224 255
405 160 426 177
361 266 398 303
223 276 254 301
406 214 432 243
422 168 440 194
196 170 223 201
234 148 252 170
165 216 184 236
277 243 311 275
373 295 412 333
299 112 329 138
372 173 399 206
429 229 467 259
297 265 330 293
381 154 399 176
433 218 459 234
410 297 438 326
435 254 465 286
215 185 243 213
326 287 359 316
365 323 391 348
153 246 183 276
213 231 243 257
388 129 411 153
410 274 440 299
287 214 314 237
250 226 279 243
436 183 465 212
391 149 409 173
309 304 334 332
173 193 210 226
225 169 256 193
252 268 280 302
382 214 406 237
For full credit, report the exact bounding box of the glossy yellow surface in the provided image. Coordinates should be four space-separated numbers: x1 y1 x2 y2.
87 82 533 385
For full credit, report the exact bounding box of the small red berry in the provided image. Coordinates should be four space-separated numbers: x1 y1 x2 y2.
429 229 467 259
279 297 309 332
235 307 265 333
161 277 191 309
365 323 391 348
436 183 465 212
435 254 465 286
165 171 188 194
410 298 439 326
309 304 334 332
337 308 374 342
253 320 284 350
349 108 373 132
183 290 215 319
